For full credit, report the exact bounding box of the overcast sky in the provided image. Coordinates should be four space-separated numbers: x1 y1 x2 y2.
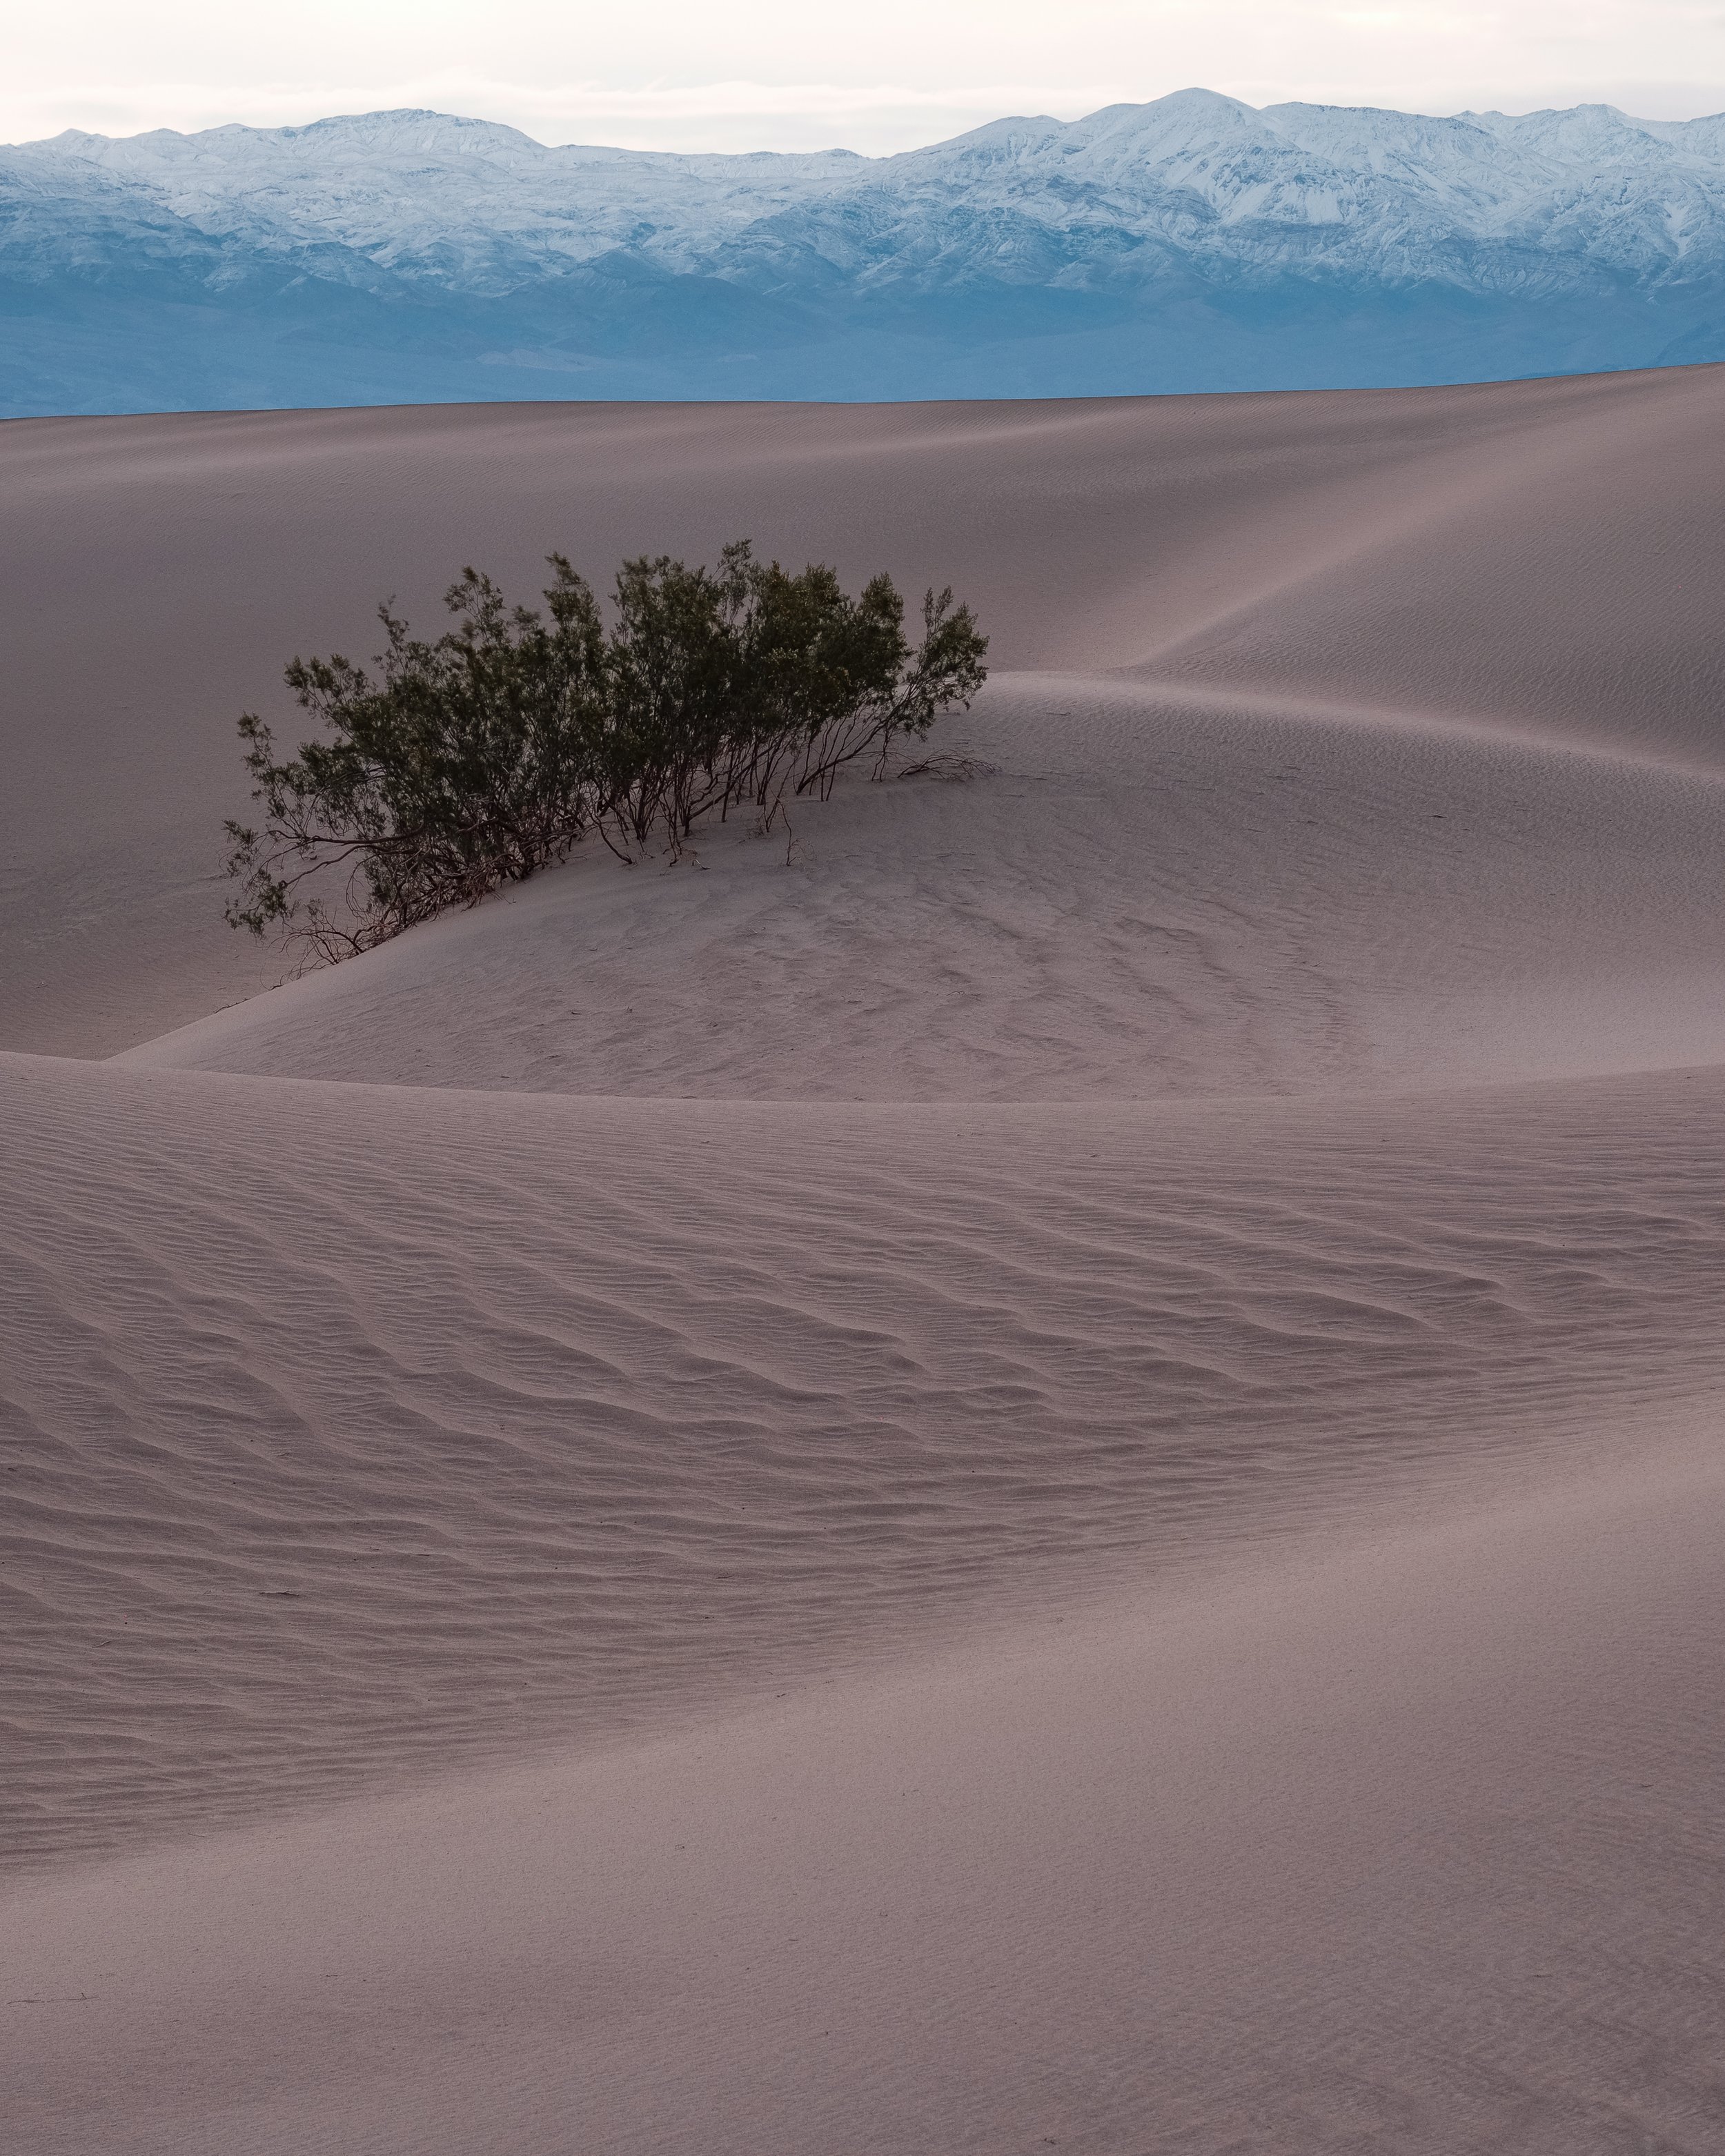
7 1 1724 151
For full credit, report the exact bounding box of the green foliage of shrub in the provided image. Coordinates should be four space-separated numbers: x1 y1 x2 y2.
225 541 987 962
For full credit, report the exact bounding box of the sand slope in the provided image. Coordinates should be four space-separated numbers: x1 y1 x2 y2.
5 364 1725 1057
10 1054 1725 1871
10 1436 1725 2154
4 370 1725 2154
121 673 1725 1098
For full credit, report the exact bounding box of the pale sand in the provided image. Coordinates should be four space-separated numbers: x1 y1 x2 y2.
6 363 1725 1058
4 368 1725 2152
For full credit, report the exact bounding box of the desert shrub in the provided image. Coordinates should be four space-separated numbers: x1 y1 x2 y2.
224 558 607 960
226 541 987 960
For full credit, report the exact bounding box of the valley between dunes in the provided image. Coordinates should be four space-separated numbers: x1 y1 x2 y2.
4 365 1725 2153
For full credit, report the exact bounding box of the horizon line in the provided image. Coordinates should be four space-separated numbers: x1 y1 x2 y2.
14 86 1725 161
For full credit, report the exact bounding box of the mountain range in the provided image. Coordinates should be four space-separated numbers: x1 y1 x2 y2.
6 88 1725 415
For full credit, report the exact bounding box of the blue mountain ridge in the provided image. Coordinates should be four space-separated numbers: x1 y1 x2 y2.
4 90 1725 414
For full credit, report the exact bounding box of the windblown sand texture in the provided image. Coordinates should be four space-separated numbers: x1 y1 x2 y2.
5 365 1725 2153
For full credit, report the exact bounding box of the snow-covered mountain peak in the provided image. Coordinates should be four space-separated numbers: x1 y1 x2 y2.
6 91 1725 415
21 92 1725 259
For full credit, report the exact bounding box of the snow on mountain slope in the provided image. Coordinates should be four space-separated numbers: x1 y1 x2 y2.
32 112 864 288
22 90 1725 292
7 90 1725 411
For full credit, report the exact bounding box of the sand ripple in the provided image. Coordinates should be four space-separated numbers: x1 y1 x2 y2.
7 1056 1724 1869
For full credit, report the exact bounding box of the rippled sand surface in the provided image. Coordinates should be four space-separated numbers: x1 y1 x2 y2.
4 368 1725 2153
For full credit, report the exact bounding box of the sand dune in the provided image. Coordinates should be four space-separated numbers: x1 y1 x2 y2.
6 364 1725 1058
122 673 1725 1098
10 1432 1725 2153
5 368 1725 2153
10 1052 1725 1873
